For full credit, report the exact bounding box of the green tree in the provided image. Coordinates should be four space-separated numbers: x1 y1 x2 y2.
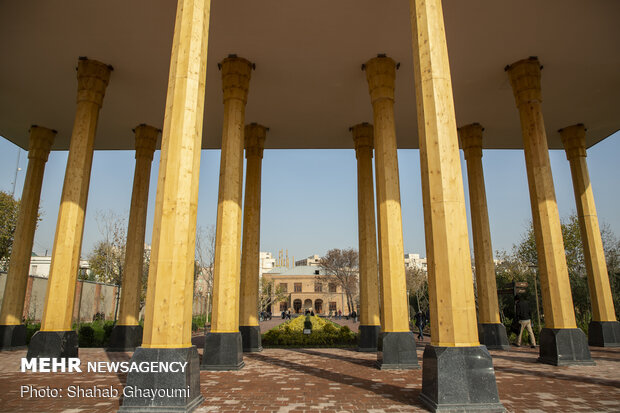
497 213 620 331
0 191 20 269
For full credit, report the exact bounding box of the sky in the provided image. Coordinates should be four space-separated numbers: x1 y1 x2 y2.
0 130 619 263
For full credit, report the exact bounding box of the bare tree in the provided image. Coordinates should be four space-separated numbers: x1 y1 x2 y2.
259 277 288 313
195 225 216 319
88 210 127 285
319 248 359 313
406 265 428 313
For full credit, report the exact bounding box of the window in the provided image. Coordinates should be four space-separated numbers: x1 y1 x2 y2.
280 302 287 311
31 265 38 275
329 283 337 293
294 283 302 292
279 283 287 293
314 283 322 292
329 302 337 311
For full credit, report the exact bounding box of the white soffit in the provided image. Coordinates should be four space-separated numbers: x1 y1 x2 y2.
0 0 618 151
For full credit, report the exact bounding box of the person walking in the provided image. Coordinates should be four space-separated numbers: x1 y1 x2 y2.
515 295 536 348
414 310 425 340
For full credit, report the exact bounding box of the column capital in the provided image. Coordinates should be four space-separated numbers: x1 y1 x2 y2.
363 55 396 104
76 57 113 107
559 124 587 160
220 55 253 104
27 125 56 162
244 123 267 158
458 123 484 160
505 57 542 107
350 123 374 158
133 124 160 161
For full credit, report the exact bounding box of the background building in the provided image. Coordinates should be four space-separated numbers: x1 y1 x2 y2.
263 265 353 315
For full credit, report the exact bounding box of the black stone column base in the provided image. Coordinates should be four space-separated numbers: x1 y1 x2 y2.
0 324 27 350
26 330 78 359
107 325 143 352
420 345 505 412
588 321 620 347
119 346 204 413
538 328 595 366
239 325 262 352
478 323 510 351
201 332 244 370
358 325 381 352
376 331 419 370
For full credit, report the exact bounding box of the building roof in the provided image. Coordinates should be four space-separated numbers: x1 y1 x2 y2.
1 1 618 151
266 265 327 276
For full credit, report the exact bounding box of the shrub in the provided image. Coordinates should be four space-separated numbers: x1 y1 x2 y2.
262 316 358 347
25 323 41 345
78 325 96 347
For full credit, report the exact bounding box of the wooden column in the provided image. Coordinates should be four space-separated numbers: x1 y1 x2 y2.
27 58 111 359
140 0 210 350
459 123 510 350
109 125 158 351
239 123 267 352
559 124 620 346
351 123 381 352
202 55 253 370
121 1 210 410
0 126 55 350
411 1 502 409
364 55 418 370
118 125 158 327
507 57 593 365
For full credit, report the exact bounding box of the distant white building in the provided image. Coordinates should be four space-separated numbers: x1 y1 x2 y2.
404 253 427 272
29 255 91 278
294 254 321 267
259 252 276 276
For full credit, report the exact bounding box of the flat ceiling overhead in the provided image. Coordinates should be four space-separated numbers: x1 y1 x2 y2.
1 0 618 151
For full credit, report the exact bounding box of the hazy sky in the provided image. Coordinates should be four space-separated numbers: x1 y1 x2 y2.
0 130 618 262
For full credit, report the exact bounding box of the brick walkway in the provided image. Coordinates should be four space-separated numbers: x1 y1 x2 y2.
1 338 618 412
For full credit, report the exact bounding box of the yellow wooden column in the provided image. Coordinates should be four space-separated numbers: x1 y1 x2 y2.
27 58 111 359
459 123 510 350
0 126 55 350
351 123 381 352
507 57 593 365
121 1 209 411
239 123 267 353
202 55 252 370
411 1 503 409
108 124 159 351
364 55 418 369
559 124 620 346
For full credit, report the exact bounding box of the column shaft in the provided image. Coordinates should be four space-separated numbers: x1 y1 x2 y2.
140 0 210 348
352 124 380 328
560 125 616 322
411 0 478 347
117 125 158 326
239 124 266 352
210 57 252 334
239 124 266 328
507 59 576 330
0 127 55 326
40 59 111 332
459 124 500 325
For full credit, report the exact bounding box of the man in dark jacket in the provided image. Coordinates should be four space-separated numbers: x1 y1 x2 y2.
515 295 536 348
414 311 426 340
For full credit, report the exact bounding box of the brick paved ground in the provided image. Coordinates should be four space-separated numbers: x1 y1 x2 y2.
1 328 618 412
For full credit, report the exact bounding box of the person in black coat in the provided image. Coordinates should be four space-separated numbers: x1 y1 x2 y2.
414 311 426 340
515 295 536 348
